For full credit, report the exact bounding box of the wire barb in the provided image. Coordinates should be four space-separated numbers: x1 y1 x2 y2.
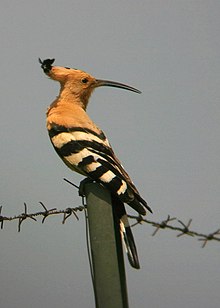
63 178 79 190
18 203 37 232
39 202 57 223
151 215 176 236
198 229 220 248
176 219 193 237
0 205 4 229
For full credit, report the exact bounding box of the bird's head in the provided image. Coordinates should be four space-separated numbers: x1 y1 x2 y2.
39 58 141 108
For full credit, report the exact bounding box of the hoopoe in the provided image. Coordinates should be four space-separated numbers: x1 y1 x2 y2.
39 58 152 269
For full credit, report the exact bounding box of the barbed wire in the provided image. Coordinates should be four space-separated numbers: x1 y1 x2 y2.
0 202 85 232
1 201 220 247
1 178 220 247
128 214 220 248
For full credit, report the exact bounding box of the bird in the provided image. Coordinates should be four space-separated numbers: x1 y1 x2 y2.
39 58 152 269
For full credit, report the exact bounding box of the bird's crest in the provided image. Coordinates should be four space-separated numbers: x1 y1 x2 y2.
39 58 55 73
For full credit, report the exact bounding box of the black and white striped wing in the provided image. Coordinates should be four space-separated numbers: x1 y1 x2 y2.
49 125 132 196
48 124 150 215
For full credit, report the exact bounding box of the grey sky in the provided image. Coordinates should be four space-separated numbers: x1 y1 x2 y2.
1 1 220 307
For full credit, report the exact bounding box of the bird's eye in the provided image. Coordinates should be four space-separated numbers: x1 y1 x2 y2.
81 78 88 84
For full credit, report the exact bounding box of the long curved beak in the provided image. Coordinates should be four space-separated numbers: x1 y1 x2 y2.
96 79 141 94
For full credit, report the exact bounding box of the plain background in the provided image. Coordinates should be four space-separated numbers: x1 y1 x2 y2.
0 1 220 307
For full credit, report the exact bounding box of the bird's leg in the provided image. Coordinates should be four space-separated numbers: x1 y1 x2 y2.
79 177 95 197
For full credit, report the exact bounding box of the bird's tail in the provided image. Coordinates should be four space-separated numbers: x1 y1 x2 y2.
111 195 140 269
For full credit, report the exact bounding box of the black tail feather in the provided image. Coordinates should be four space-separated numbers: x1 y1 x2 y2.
111 194 140 269
128 195 152 215
123 225 140 269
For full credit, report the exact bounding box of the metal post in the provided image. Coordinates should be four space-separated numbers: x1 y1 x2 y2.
83 182 129 308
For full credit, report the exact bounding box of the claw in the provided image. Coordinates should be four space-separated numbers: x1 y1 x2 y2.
79 178 95 197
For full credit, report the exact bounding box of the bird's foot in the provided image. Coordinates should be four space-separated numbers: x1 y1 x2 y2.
79 178 95 197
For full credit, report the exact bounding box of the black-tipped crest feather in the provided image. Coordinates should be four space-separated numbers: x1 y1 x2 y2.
39 58 55 73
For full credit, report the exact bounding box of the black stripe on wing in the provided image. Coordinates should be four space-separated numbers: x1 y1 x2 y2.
78 156 129 198
48 124 107 141
56 140 112 157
